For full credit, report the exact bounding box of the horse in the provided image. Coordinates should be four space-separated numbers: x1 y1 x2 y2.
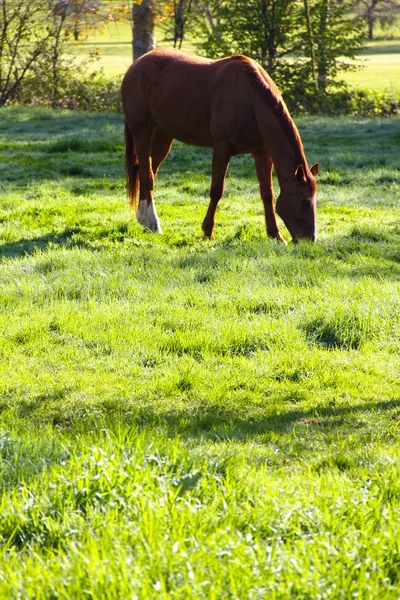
121 48 319 243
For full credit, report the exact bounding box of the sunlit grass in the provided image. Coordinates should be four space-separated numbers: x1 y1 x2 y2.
0 107 400 597
342 41 400 93
2 425 400 598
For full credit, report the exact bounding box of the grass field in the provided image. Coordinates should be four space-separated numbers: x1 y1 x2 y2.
1 107 400 597
73 21 400 94
341 40 400 94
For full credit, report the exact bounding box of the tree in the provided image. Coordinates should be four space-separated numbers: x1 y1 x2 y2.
171 0 193 48
129 0 196 54
0 0 63 105
303 0 319 92
192 0 224 36
356 0 400 39
310 0 364 95
0 0 111 107
190 0 365 107
53 0 100 41
132 0 156 60
193 0 303 79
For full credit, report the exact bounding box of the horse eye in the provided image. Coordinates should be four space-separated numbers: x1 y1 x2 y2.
302 200 310 208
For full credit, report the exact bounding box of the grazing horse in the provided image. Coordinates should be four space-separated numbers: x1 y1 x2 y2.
121 48 319 243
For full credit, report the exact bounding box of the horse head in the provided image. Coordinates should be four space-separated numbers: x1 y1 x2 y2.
276 163 319 243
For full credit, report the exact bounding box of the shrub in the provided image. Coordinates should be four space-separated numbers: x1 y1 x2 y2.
9 69 122 113
286 86 400 116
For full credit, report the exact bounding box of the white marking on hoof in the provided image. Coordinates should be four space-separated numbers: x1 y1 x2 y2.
147 202 162 233
137 200 148 227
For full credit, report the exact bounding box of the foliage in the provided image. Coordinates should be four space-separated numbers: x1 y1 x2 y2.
286 84 400 115
333 87 400 115
58 0 130 41
0 0 103 107
309 0 365 93
0 0 398 113
193 0 304 78
10 69 122 112
0 0 55 105
191 0 365 104
0 107 400 596
355 0 400 39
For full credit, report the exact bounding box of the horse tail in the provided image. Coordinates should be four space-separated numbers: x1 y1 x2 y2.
124 122 139 211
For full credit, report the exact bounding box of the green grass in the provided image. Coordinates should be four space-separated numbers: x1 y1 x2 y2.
1 106 400 597
341 40 400 93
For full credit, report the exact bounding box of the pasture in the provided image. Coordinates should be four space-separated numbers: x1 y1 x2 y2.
0 107 400 597
341 40 400 94
76 25 400 93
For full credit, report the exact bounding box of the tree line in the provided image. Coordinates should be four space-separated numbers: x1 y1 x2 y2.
134 0 399 110
0 0 399 112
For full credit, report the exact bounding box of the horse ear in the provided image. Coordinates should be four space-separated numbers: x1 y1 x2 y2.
310 163 319 177
295 164 306 182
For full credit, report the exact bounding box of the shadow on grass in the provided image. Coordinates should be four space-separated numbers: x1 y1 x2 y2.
0 229 97 260
2 393 399 473
126 398 400 442
0 107 123 142
6 396 393 443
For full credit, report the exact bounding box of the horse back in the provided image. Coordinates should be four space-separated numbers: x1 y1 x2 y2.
121 49 262 151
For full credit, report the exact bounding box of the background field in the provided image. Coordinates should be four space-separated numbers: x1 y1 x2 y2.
74 23 400 93
341 40 400 93
0 107 400 597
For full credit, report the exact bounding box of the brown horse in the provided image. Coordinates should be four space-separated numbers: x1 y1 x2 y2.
121 48 319 243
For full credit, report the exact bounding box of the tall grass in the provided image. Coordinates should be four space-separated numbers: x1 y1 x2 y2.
0 107 400 597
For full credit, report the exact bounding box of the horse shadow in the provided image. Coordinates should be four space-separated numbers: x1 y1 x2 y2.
0 229 96 260
10 391 399 455
128 397 400 443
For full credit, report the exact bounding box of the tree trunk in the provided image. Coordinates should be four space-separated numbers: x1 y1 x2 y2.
367 6 375 40
317 0 329 94
133 0 156 61
173 0 193 49
303 0 318 92
365 0 380 41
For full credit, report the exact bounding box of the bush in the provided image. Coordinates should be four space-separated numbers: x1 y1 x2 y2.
285 86 400 117
346 88 399 116
6 59 399 117
8 69 122 113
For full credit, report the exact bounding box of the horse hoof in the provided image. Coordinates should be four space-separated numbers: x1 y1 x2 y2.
268 231 287 245
202 226 214 239
276 233 287 245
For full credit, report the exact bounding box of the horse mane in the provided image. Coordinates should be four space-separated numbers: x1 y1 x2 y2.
235 56 306 168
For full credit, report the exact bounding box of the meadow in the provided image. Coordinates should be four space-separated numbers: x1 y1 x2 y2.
341 40 400 94
0 106 400 597
76 23 400 94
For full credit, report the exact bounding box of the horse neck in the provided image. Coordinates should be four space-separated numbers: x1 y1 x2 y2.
254 95 306 186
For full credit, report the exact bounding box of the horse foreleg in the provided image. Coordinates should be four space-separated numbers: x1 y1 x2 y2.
252 152 286 244
202 144 231 239
136 133 162 233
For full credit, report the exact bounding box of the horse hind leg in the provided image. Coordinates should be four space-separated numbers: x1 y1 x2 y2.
152 128 173 178
134 130 162 233
202 143 231 238
135 128 173 234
